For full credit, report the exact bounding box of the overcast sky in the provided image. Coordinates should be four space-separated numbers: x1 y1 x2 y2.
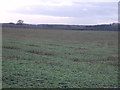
0 0 119 25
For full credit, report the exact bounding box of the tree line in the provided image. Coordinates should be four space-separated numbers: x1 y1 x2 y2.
1 20 119 31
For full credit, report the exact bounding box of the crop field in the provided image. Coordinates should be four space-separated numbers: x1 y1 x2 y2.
2 27 119 88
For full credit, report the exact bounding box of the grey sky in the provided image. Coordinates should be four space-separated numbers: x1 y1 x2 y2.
0 0 119 25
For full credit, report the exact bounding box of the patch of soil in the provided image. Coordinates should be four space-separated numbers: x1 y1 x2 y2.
71 52 88 56
48 43 61 46
73 58 79 62
3 56 32 60
101 56 118 61
2 46 20 50
72 58 97 63
27 50 54 56
77 47 87 50
67 46 86 50
65 52 88 56
101 56 118 66
64 52 72 55
28 44 39 47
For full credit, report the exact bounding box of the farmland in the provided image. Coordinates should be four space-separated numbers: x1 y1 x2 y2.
2 27 118 88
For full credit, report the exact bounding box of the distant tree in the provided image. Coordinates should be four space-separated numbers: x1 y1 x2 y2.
17 20 24 25
9 22 15 24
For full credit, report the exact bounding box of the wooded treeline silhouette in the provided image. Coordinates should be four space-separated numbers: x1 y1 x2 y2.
1 22 118 31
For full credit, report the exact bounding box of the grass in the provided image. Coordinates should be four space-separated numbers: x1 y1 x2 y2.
2 27 119 88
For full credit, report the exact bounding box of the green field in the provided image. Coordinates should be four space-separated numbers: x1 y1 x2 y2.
2 27 118 88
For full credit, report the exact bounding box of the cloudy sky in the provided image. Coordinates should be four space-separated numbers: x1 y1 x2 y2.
0 0 119 25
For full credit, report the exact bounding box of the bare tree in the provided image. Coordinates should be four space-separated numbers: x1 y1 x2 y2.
17 20 24 25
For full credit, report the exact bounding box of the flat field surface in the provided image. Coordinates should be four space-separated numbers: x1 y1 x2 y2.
2 27 118 88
